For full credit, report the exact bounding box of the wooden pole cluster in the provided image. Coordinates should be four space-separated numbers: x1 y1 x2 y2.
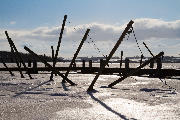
50 15 67 81
2 15 173 93
108 51 164 87
1 58 14 76
5 31 33 79
62 29 90 83
24 46 76 85
87 20 134 91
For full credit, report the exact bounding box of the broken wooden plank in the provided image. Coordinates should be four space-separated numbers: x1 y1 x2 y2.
5 31 33 79
5 32 24 78
108 51 164 87
50 15 67 80
1 58 14 76
143 42 154 57
24 46 76 85
120 51 123 69
62 29 90 83
87 20 134 91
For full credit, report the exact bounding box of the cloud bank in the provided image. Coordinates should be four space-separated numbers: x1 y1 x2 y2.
0 18 180 57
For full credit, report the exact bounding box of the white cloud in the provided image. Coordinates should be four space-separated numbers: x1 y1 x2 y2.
0 18 180 57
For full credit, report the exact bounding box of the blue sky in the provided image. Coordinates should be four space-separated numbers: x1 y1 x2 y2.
1 0 180 29
0 0 180 58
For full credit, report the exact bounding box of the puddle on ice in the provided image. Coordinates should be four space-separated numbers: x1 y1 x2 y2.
53 98 179 120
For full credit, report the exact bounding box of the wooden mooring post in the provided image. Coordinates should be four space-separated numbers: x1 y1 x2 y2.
87 20 134 91
108 51 164 87
5 36 24 78
120 51 123 69
28 60 31 67
1 58 14 76
89 60 92 68
33 60 38 74
62 29 90 83
24 46 76 85
5 31 33 79
50 15 67 81
140 54 144 65
125 58 129 69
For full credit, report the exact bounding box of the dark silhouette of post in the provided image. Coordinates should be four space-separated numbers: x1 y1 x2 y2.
120 51 123 69
87 20 134 91
156 58 162 69
5 31 33 79
33 60 38 74
150 60 154 68
1 58 14 76
82 60 86 68
89 60 92 68
108 52 164 87
50 46 56 80
28 59 31 67
125 58 129 69
50 15 67 81
143 42 154 57
5 33 24 78
140 54 144 65
62 29 90 83
24 46 76 85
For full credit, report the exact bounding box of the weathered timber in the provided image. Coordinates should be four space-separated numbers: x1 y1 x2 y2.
5 35 24 78
62 29 90 83
143 42 154 57
125 58 129 69
87 20 134 91
24 46 76 85
1 58 14 76
32 61 38 74
108 52 164 87
89 60 92 68
140 54 144 65
120 51 123 69
5 31 33 79
50 15 67 80
0 67 180 76
54 15 67 64
50 46 56 80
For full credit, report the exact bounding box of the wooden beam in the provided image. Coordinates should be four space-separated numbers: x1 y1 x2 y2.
50 15 67 80
108 51 164 87
1 58 14 76
87 20 134 91
5 31 33 79
62 29 90 83
24 46 76 85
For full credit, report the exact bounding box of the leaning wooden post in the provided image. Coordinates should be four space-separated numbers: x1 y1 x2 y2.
140 54 144 65
1 58 14 76
120 51 123 69
108 52 164 87
50 15 67 80
5 33 24 78
62 29 90 83
143 42 154 57
5 31 33 79
24 46 76 85
87 20 134 91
